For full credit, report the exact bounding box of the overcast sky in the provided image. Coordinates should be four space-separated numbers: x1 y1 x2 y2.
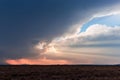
0 0 120 65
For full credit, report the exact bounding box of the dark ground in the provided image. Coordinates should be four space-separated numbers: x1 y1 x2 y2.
0 65 120 80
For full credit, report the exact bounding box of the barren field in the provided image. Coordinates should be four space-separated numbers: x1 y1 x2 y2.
0 65 120 80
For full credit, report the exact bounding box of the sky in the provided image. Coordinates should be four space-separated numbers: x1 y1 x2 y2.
0 0 120 65
81 14 120 32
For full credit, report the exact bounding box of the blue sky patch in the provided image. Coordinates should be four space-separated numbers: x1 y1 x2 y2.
81 14 120 32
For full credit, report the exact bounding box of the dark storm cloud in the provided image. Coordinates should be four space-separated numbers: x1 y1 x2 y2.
0 0 119 64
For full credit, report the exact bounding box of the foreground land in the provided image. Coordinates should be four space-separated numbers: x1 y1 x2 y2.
0 65 120 80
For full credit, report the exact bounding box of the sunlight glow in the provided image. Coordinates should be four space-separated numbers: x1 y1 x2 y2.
46 46 57 53
35 42 58 53
6 57 70 65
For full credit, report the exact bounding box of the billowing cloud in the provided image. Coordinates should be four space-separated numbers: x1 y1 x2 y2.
79 24 120 43
41 24 120 64
50 24 120 48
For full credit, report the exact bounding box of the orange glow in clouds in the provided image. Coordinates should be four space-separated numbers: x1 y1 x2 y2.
5 42 66 65
6 57 70 65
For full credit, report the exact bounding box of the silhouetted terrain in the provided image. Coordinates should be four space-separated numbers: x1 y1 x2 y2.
0 65 120 80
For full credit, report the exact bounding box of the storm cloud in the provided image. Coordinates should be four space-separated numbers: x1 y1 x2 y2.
0 0 120 64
